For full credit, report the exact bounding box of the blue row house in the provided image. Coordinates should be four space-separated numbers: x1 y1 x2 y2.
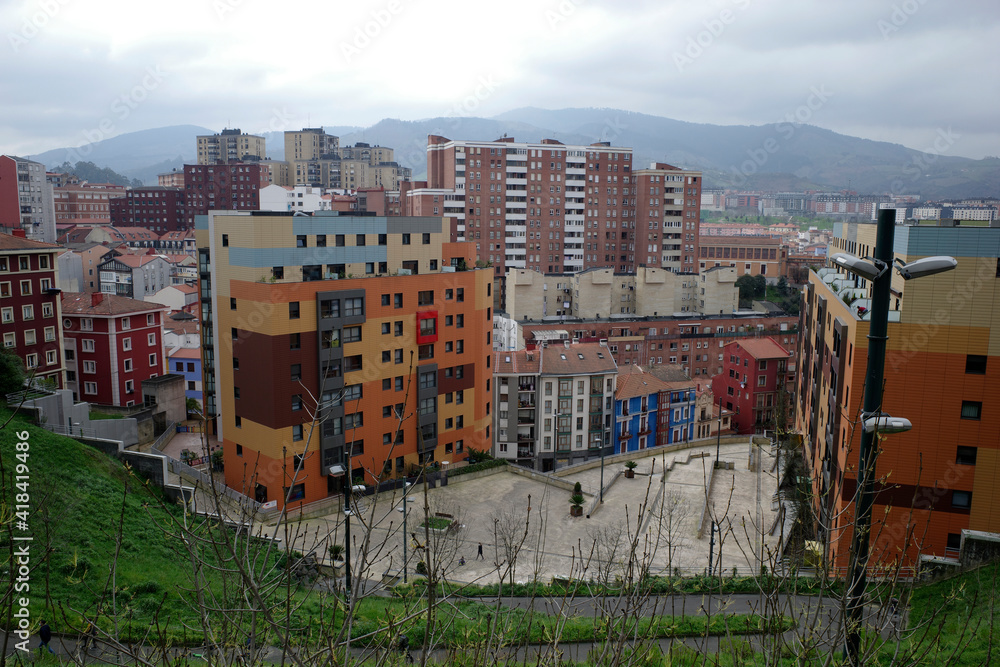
615 365 697 454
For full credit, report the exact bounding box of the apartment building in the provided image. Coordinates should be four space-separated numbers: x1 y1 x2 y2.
196 128 266 164
183 163 265 220
109 186 187 232
61 291 166 405
0 156 56 243
521 313 798 380
796 221 1000 570
505 266 738 321
614 364 696 453
404 136 702 278
492 341 617 471
284 129 410 191
0 231 64 387
698 235 786 279
198 211 493 508
52 181 125 225
711 337 792 435
98 254 172 299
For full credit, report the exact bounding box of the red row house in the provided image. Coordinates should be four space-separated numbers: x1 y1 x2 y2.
61 292 167 406
0 232 64 386
183 163 264 224
711 337 793 434
109 186 187 233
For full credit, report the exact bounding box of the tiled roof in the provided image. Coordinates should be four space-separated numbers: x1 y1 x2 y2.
646 364 692 384
169 347 202 359
732 336 791 359
539 342 617 376
495 349 541 375
614 366 672 401
164 320 199 335
109 227 158 241
110 254 162 268
0 233 60 251
61 292 166 316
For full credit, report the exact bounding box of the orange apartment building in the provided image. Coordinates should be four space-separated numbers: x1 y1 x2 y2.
198 211 493 508
698 235 786 279
795 221 1000 571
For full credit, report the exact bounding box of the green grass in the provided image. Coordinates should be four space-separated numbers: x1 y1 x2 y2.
902 562 1000 665
88 411 124 420
421 516 453 530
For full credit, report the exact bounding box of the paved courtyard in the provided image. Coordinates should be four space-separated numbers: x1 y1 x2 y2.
273 437 783 586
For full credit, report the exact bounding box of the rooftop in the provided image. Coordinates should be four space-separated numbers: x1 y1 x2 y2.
614 366 673 401
0 233 60 252
730 336 791 360
62 292 167 316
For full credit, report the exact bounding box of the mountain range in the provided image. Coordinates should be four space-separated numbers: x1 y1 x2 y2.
29 108 1000 199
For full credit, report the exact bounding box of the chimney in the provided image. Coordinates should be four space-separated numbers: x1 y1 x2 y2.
91 292 104 307
12 229 26 238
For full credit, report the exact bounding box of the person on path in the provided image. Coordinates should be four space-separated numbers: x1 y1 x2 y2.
38 620 55 654
477 542 484 560
398 634 413 664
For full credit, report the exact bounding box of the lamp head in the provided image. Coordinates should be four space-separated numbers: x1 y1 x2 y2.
831 254 884 281
894 256 957 280
862 412 912 434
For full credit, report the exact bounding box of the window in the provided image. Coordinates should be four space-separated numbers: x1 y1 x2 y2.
316 234 326 247
419 370 436 389
381 294 390 306
418 344 434 360
382 322 390 334
757 375 766 386
290 333 301 350
394 321 403 336
125 380 134 394
290 364 301 381
296 235 307 248
418 290 434 305
382 377 391 390
344 384 363 402
149 353 157 367
378 234 387 245
234 415 242 428
445 289 453 300
234 386 240 399
456 314 464 329
123 337 132 351
2 332 14 348
292 424 303 441
121 317 130 330
289 302 300 319
146 313 155 326
394 349 403 364
395 376 404 391
956 446 978 465
356 234 366 246
445 315 453 326
422 233 431 245
84 381 97 395
83 360 96 374
148 333 156 346
230 297 237 310
457 340 464 354
272 266 284 280
44 326 55 342
335 234 345 247
382 350 391 363
961 401 982 420
20 280 31 296
22 304 33 320
123 358 133 372
344 297 363 317
344 355 363 372
420 317 436 337
457 288 465 302
0 307 11 323
344 412 363 429
45 349 56 365
0 282 9 298
291 394 303 411
394 293 402 308
445 341 453 353
343 326 362 343
952 490 972 510
402 233 411 245
82 339 95 352
419 397 436 415
966 355 987 374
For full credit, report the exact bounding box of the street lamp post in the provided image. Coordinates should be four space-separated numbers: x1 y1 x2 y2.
396 495 415 583
835 209 956 666
715 395 723 467
342 448 352 601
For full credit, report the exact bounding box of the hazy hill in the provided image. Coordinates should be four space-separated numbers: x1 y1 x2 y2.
28 111 1000 198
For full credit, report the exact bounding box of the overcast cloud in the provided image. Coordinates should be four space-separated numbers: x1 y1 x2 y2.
2 0 998 159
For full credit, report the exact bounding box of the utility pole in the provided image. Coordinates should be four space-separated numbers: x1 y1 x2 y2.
343 448 352 601
708 520 716 576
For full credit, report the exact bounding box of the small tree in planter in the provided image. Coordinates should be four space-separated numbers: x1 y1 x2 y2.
570 493 585 517
210 449 224 472
624 460 638 479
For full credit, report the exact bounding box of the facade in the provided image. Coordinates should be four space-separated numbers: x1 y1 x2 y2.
158 170 186 188
0 232 65 387
109 186 187 232
520 312 798 379
169 346 203 406
198 210 493 508
259 184 332 213
492 341 617 471
712 337 792 435
404 136 702 277
52 182 125 224
183 163 264 219
505 266 738 321
796 221 1000 570
693 389 732 439
614 366 665 454
283 130 410 191
0 156 55 243
98 254 172 299
646 364 698 447
196 128 266 164
61 292 166 405
698 235 786 279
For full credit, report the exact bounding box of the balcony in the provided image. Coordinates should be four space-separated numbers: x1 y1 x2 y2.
517 446 534 458
517 434 535 444
618 431 632 440
518 384 535 392
518 399 536 408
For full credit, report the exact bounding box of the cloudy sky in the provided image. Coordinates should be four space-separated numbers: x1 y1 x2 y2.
2 0 998 159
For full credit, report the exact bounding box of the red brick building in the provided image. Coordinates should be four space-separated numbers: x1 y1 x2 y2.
698 235 787 279
0 231 65 387
60 292 167 405
53 182 125 225
109 186 187 233
183 163 265 222
712 336 792 434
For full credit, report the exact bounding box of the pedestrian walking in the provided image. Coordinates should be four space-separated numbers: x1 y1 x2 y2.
477 542 484 560
398 634 413 664
38 620 55 655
